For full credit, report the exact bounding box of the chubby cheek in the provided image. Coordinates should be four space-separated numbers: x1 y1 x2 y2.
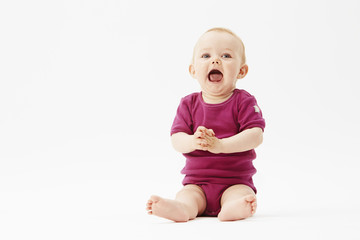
225 67 240 80
195 66 208 81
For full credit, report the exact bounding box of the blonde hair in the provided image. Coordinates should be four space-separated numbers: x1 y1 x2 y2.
192 27 246 64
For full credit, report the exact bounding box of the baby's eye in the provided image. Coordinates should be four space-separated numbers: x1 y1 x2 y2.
222 53 232 58
201 54 210 58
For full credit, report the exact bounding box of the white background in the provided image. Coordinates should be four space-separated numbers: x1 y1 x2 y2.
1 0 360 239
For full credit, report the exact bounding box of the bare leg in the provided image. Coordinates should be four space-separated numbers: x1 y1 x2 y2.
218 184 257 221
146 184 206 222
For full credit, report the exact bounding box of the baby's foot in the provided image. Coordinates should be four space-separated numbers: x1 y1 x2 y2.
218 194 257 221
146 195 190 222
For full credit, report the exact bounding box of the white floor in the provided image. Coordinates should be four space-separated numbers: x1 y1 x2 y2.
2 204 359 240
142 209 360 240
1 154 359 240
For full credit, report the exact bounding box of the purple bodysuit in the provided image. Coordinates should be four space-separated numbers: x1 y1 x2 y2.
171 89 265 216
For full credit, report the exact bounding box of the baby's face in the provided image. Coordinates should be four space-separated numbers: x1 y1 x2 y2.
190 31 247 101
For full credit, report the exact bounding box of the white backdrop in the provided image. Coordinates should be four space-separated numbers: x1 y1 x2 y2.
1 0 360 239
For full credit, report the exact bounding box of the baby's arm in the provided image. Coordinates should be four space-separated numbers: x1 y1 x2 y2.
171 132 197 153
203 127 263 154
171 126 213 153
220 127 263 153
172 127 263 154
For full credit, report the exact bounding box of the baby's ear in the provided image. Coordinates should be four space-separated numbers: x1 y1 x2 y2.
189 64 196 78
237 64 248 79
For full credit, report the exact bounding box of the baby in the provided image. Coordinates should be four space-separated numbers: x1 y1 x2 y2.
146 28 265 222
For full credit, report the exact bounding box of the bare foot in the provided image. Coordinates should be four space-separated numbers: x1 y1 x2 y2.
218 194 257 221
146 195 190 222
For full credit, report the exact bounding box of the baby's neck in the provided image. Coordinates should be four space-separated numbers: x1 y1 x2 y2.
201 91 234 104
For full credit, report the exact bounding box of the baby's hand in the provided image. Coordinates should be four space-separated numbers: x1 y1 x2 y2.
202 133 223 154
194 126 214 137
193 126 208 150
193 126 222 153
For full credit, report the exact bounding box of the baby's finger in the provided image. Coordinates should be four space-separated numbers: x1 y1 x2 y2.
202 128 214 137
200 139 209 146
196 126 207 133
194 131 202 138
207 129 215 136
202 133 214 142
196 138 207 147
198 143 208 151
194 126 206 137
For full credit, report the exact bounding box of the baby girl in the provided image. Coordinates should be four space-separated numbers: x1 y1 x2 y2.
146 28 265 222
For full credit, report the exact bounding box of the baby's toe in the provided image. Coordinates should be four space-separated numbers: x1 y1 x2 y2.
244 195 256 203
251 202 257 214
150 195 161 203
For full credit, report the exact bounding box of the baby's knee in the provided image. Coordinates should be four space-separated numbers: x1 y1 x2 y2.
177 184 204 198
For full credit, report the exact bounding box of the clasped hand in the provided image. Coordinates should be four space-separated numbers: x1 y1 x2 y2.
193 126 223 154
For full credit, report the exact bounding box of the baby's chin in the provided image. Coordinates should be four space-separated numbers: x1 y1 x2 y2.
204 79 236 90
201 86 235 98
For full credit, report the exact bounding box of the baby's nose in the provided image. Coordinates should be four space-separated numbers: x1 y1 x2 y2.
212 58 221 65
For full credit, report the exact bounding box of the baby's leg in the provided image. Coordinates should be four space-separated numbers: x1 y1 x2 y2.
147 184 206 222
218 184 257 221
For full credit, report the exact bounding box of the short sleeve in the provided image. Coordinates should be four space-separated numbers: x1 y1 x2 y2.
238 94 265 132
170 97 194 135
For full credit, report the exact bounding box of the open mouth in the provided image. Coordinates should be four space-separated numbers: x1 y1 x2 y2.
208 69 223 82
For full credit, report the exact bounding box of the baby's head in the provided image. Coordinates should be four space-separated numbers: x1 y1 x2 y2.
191 28 246 65
189 28 248 102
